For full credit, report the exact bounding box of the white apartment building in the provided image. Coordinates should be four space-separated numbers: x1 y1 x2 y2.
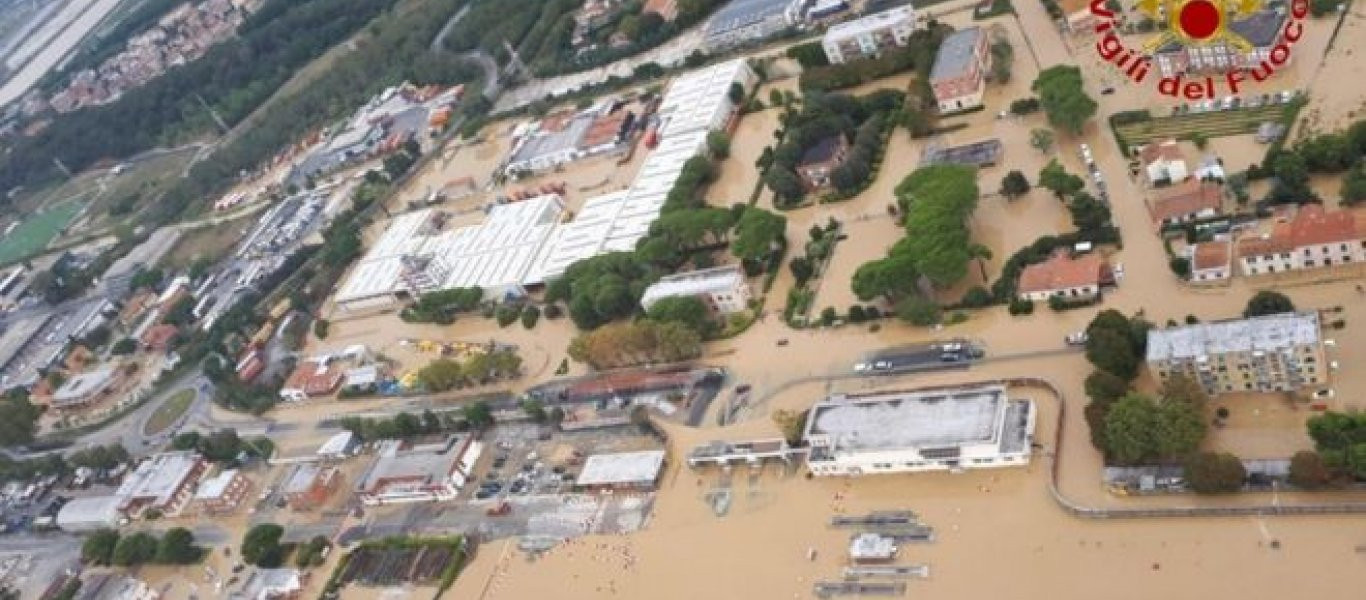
1146 312 1327 395
1236 205 1366 277
639 264 751 314
821 6 918 64
803 385 1035 476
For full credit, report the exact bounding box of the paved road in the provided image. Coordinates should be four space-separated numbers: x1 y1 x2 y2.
429 3 501 99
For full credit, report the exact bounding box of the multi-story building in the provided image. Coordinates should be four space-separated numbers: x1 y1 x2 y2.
639 264 752 315
1145 312 1327 395
191 469 252 515
115 451 207 518
1235 205 1366 276
357 435 483 506
281 464 343 511
803 384 1035 476
704 0 805 51
930 27 990 113
1153 10 1287 77
1139 138 1188 186
1187 240 1232 283
820 6 918 64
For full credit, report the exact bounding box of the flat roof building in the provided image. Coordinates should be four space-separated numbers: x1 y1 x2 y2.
803 384 1035 476
357 435 483 506
115 451 207 518
704 0 804 51
575 450 666 491
282 463 343 511
56 495 123 532
334 194 565 313
50 366 118 410
75 574 159 600
821 6 918 64
523 60 754 283
639 264 751 314
192 469 251 515
1145 312 1326 395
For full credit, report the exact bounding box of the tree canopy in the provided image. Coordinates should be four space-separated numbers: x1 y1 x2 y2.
890 164 981 287
241 524 286 568
1101 391 1206 465
731 207 787 262
546 252 658 329
1184 452 1246 494
1038 159 1084 199
567 320 702 369
646 296 717 337
1031 65 1097 135
1243 290 1295 318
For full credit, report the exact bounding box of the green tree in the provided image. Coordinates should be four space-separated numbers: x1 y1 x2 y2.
0 392 40 447
241 524 286 568
1101 393 1161 464
1038 159 1084 200
464 401 494 430
1068 192 1111 231
851 254 919 301
895 296 942 326
111 338 138 355
707 130 730 158
789 256 815 285
1288 450 1332 489
646 296 715 337
1000 170 1030 199
731 207 787 261
1184 452 1246 494
1342 164 1366 206
520 305 540 329
765 166 806 204
1085 328 1140 380
1029 128 1054 154
156 528 200 564
1031 65 1097 134
112 532 159 566
521 399 547 423
728 82 745 105
82 530 120 565
1243 290 1295 317
495 304 520 327
1084 370 1129 404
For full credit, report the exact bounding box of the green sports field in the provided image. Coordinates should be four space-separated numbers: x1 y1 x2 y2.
0 200 84 266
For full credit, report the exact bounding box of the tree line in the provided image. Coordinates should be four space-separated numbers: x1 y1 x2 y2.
0 0 404 205
83 528 202 567
764 90 902 207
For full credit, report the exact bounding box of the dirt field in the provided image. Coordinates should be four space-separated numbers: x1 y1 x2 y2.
161 217 254 270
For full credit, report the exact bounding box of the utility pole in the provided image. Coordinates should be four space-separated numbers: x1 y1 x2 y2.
52 156 72 177
193 92 230 134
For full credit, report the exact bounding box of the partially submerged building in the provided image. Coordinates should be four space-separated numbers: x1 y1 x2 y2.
1145 312 1327 395
191 469 252 515
357 435 483 505
821 6 919 64
803 385 1035 476
929 27 989 113
114 451 207 518
575 450 666 492
704 0 804 51
282 463 343 511
55 496 124 532
638 264 751 315
1235 204 1366 277
1016 251 1106 302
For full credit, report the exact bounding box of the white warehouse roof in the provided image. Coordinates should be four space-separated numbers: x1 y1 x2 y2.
576 450 666 487
824 5 916 42
56 495 123 531
655 59 753 137
335 194 564 304
1146 312 1321 362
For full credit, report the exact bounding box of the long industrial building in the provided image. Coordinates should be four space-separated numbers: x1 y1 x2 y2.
334 59 754 312
333 194 565 313
803 385 1035 476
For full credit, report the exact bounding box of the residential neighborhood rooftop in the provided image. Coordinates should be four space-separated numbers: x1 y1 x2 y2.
1148 180 1223 224
1016 251 1104 295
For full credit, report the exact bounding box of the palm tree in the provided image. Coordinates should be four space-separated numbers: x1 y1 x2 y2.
968 244 993 283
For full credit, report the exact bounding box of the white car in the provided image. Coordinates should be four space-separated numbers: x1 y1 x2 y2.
1312 389 1335 400
873 360 893 370
1324 339 1337 347
854 362 871 373
1065 332 1088 346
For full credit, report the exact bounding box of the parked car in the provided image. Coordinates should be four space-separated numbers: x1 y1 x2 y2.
1065 332 1089 346
853 362 871 373
873 360 893 371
